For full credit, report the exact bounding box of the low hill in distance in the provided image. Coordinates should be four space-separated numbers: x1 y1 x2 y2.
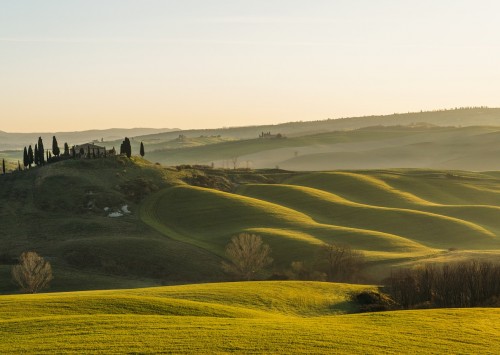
0 127 176 151
1 281 498 353
135 107 500 143
3 108 500 169
1 157 499 293
147 125 500 171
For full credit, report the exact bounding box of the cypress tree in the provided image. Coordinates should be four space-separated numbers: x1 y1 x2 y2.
34 144 39 166
23 147 28 168
123 137 131 158
2 159 5 175
64 143 69 156
27 145 34 168
46 150 49 162
52 136 60 157
38 137 45 165
18 160 21 171
140 142 145 157
72 146 76 158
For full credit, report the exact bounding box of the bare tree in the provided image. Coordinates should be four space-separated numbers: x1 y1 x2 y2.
12 251 53 293
222 233 273 280
318 242 365 282
231 156 239 170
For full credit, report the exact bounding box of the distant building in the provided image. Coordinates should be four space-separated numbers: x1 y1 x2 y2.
72 143 107 158
259 131 284 139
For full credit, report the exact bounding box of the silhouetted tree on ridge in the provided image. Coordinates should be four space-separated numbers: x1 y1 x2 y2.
27 145 34 168
23 147 28 169
140 142 145 157
52 136 60 157
37 137 45 165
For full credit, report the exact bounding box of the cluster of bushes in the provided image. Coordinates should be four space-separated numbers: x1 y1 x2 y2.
385 260 500 308
183 173 234 192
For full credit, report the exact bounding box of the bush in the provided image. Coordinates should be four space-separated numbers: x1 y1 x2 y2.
354 291 397 312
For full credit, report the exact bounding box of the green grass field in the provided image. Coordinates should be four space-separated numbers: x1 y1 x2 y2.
1 157 500 292
142 168 500 276
0 281 498 354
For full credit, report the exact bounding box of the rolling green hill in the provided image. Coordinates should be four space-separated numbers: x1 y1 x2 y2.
0 281 498 354
1 157 500 293
0 157 226 293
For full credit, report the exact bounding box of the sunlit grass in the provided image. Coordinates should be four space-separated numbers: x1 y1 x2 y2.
0 282 498 354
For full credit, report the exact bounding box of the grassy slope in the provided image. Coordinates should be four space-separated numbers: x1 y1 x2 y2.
141 185 431 268
0 157 225 293
143 168 500 276
0 281 498 354
2 157 500 292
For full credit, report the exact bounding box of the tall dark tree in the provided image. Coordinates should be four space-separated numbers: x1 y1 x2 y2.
122 137 131 158
52 136 60 157
27 145 34 168
140 142 145 157
38 137 45 165
52 136 61 157
2 159 5 175
46 151 49 163
34 144 39 166
72 146 76 158
64 142 70 156
18 160 22 171
23 147 28 168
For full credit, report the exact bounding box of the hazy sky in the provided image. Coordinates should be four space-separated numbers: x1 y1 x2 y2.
1 0 499 132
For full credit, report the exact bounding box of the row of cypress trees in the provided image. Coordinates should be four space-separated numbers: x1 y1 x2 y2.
22 136 64 169
12 136 145 172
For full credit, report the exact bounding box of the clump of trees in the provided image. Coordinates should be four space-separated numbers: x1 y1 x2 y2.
222 233 273 280
12 251 53 293
385 260 500 309
318 242 365 282
120 137 132 158
287 243 365 282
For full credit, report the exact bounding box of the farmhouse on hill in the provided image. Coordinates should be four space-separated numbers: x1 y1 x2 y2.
259 131 285 139
72 143 115 158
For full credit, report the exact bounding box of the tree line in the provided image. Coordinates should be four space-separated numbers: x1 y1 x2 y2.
385 260 500 308
12 136 146 171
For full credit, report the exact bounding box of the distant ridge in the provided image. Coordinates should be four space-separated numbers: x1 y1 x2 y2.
2 108 500 151
0 128 177 150
136 107 500 141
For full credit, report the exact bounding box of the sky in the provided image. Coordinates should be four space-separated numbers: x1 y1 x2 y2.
1 0 500 132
